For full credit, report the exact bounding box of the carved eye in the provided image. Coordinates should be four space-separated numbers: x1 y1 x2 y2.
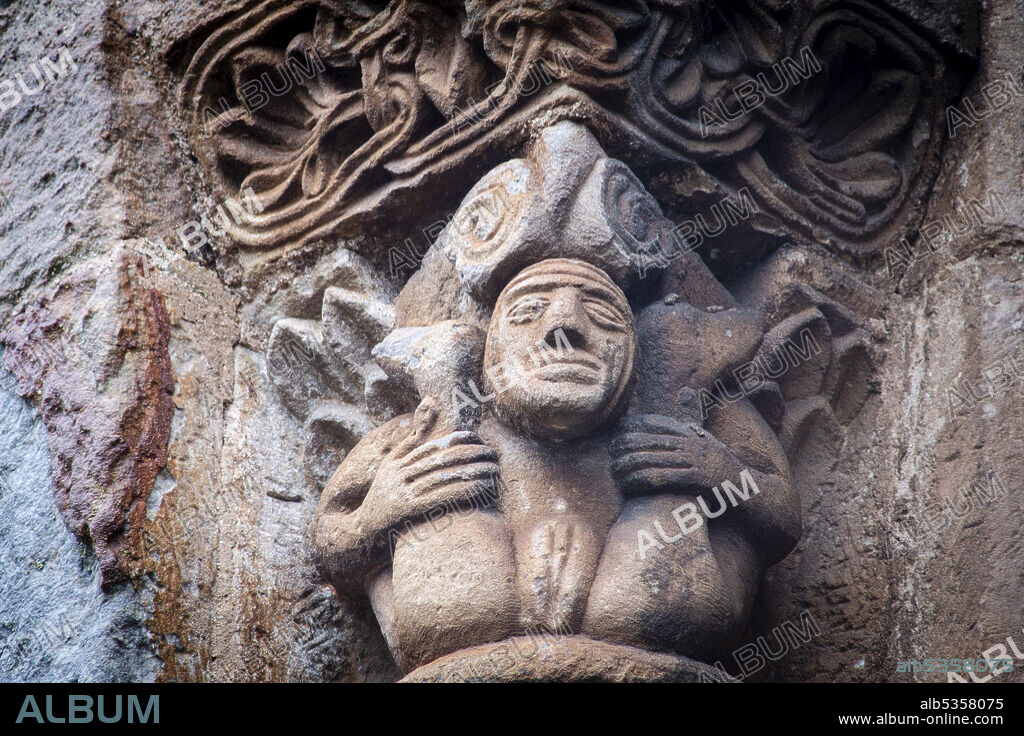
506 296 549 324
583 299 626 330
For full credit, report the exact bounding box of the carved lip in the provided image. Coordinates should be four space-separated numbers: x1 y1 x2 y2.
530 355 602 384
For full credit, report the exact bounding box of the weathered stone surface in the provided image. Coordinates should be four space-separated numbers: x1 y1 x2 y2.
2 0 1022 686
401 636 736 683
0 0 118 323
1 247 174 586
0 367 160 683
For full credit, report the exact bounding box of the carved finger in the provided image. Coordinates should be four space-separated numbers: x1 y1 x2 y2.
610 433 694 455
409 478 500 518
610 451 695 477
394 401 439 458
620 413 693 436
412 462 501 496
618 467 704 495
399 431 489 467
402 445 500 482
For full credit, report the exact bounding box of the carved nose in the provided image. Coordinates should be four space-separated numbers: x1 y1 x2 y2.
542 292 588 348
544 325 585 350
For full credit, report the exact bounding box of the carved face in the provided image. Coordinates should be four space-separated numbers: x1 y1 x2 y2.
484 259 635 442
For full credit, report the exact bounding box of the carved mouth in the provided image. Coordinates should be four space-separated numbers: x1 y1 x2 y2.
531 356 602 384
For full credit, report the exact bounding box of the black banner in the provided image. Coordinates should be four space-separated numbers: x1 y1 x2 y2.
0 683 1017 729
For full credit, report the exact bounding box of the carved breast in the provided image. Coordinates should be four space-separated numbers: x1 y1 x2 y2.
386 509 519 671
379 425 624 670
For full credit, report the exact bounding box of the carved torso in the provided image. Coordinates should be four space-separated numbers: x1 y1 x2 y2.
481 423 621 632
375 424 624 671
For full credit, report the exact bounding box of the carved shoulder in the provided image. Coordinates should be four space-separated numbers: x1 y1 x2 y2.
317 413 414 514
704 398 801 565
311 413 415 598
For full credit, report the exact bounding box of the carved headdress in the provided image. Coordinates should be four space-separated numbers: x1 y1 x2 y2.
392 120 738 329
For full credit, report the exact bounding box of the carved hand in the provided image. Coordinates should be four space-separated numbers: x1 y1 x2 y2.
358 400 501 540
609 413 744 496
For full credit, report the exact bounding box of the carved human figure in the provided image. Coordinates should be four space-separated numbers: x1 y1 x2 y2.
308 120 802 677
314 252 800 674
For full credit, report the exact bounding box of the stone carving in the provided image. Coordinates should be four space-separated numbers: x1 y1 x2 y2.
178 0 975 262
298 121 878 679
267 250 401 488
3 0 1014 689
0 248 174 588
192 0 969 682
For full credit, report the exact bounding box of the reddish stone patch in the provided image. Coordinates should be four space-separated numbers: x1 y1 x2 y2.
2 247 174 588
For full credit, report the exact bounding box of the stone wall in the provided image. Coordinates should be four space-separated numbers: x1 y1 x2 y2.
1 0 1021 683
